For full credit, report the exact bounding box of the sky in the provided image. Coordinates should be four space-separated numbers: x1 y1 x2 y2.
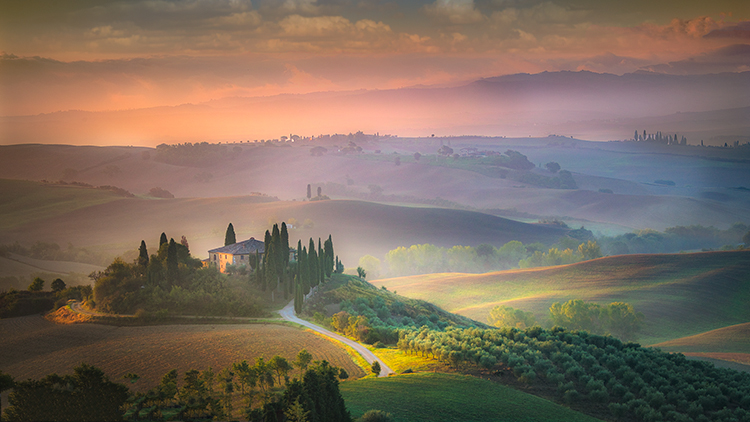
1 0 749 117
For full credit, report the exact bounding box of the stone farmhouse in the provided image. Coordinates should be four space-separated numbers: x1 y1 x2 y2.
206 237 296 273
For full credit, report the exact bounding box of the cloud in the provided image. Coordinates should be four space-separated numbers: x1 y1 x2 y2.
704 21 750 39
641 44 750 74
424 0 485 25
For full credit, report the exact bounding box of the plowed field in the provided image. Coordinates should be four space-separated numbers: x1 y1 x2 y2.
1 315 365 393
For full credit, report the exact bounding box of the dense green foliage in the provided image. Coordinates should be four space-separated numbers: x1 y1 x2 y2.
518 169 577 189
5 364 129 422
303 275 480 345
0 283 91 318
488 305 537 329
92 236 265 316
599 224 748 255
549 300 644 341
397 326 750 422
3 352 351 422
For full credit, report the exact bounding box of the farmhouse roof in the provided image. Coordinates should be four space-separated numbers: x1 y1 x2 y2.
209 238 265 255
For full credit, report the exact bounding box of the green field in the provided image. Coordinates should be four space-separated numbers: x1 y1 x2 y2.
373 250 750 344
341 372 603 422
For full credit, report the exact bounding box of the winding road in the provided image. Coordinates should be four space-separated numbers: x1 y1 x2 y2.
279 301 393 377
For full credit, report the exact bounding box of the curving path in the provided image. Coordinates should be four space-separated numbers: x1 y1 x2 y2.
279 301 393 377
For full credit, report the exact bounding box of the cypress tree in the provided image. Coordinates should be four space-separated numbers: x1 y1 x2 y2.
324 235 334 277
224 223 236 246
138 240 149 268
281 222 290 267
300 246 310 295
167 238 178 286
159 232 168 247
308 240 319 288
294 275 303 314
261 230 272 291
318 238 325 284
307 184 311 199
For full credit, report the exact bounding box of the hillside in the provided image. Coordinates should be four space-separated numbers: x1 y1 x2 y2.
372 250 750 344
341 372 603 422
1 142 748 234
0 179 568 271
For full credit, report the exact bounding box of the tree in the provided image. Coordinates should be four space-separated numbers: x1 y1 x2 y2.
317 186 322 197
294 349 313 372
743 230 750 246
370 361 381 375
281 222 290 268
394 156 401 166
413 152 421 161
167 238 179 285
356 266 367 279
225 223 236 246
545 161 561 173
160 232 168 247
578 240 602 260
269 355 293 385
138 240 149 268
51 278 66 292
0 370 14 419
488 305 537 329
28 277 44 292
307 184 312 199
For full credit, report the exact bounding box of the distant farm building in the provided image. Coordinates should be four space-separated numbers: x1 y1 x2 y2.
206 237 296 273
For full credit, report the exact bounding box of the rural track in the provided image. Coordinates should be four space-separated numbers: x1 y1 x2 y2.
279 301 394 377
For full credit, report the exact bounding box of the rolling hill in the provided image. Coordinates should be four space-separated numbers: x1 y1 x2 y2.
0 179 568 272
372 250 750 345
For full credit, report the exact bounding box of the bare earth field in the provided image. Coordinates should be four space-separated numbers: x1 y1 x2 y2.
0 315 365 397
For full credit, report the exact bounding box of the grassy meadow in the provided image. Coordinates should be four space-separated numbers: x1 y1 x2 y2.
373 250 750 344
341 372 603 422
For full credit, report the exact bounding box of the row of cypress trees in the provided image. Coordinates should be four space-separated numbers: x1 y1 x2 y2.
234 221 336 311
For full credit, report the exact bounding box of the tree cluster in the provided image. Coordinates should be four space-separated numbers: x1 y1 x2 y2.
367 240 602 278
0 278 91 318
3 350 352 422
599 224 748 255
397 325 750 422
92 234 264 316
302 275 479 345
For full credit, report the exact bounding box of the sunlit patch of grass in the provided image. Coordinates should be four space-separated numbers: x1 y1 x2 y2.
369 346 446 374
341 372 604 422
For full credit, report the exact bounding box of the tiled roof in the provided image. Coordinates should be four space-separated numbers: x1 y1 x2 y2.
208 238 265 255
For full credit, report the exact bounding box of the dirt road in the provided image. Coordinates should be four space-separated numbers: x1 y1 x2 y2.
279 301 393 377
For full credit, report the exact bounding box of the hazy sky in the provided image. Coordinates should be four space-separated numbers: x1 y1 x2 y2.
2 0 749 116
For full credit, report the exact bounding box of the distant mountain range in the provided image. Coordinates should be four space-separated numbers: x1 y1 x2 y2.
2 70 748 145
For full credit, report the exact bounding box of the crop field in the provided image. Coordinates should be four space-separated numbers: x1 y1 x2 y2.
0 315 365 393
340 372 603 422
374 251 750 344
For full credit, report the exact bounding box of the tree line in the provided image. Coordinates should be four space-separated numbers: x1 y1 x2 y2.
359 240 602 279
1 349 354 422
489 300 644 341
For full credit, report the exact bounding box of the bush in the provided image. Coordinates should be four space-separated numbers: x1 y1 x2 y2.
359 410 394 422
